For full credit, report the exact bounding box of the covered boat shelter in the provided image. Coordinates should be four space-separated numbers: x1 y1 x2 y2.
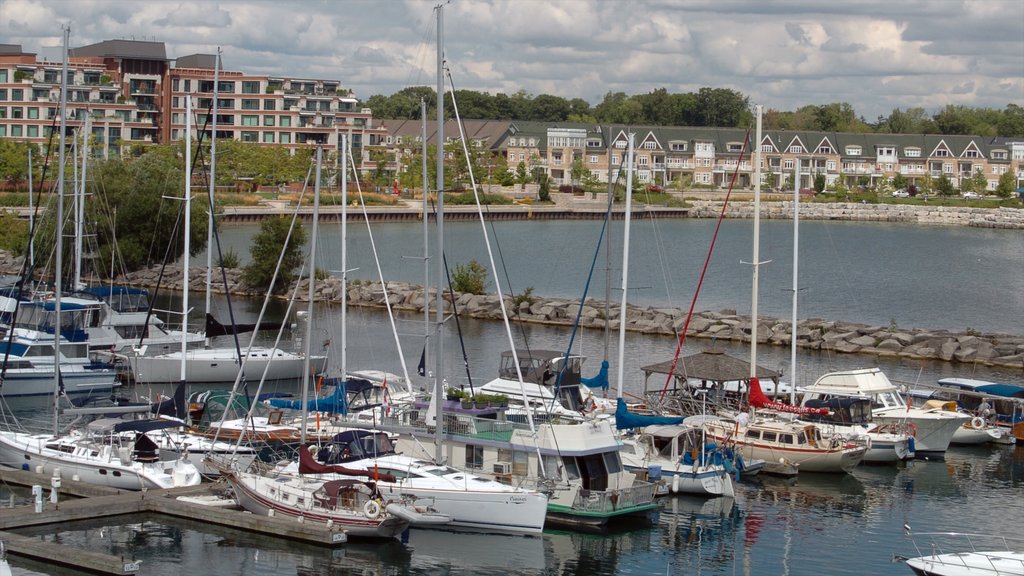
639 348 782 414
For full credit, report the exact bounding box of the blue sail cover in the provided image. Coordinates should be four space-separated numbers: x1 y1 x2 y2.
581 360 610 390
614 398 684 430
268 381 350 414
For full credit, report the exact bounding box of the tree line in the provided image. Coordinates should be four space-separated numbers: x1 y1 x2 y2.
363 86 1024 137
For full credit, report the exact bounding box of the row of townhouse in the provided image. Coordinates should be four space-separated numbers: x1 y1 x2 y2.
0 40 387 170
380 119 1024 193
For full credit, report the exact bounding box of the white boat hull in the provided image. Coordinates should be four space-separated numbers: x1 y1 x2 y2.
130 348 327 385
373 482 548 534
0 366 117 397
906 550 1024 575
874 408 968 456
0 430 201 490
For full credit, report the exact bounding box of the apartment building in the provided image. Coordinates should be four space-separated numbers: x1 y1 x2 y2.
0 40 387 166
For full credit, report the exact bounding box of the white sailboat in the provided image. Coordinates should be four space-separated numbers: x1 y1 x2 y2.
0 31 201 490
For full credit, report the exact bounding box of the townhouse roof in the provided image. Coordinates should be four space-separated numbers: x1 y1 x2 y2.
380 119 512 148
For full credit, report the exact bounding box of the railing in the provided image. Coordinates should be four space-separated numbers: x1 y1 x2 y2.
572 482 657 514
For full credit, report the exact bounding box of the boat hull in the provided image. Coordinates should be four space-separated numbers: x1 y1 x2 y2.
874 409 967 456
374 483 548 535
130 348 327 385
0 366 117 397
0 431 200 490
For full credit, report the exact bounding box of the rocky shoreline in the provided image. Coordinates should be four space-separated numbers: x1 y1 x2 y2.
78 262 1024 371
687 201 1024 228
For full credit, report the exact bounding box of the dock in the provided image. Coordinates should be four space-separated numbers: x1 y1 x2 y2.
0 467 349 575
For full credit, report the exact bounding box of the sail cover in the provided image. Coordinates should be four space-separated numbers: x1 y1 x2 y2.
748 377 828 415
614 398 684 430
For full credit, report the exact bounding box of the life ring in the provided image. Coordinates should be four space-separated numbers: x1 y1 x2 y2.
363 499 382 519
970 416 985 429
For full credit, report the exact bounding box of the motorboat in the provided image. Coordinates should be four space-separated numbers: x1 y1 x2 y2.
280 429 549 535
800 396 916 463
618 424 739 496
692 412 868 474
802 368 970 458
900 529 1024 576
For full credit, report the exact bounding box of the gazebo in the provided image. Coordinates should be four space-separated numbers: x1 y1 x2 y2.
639 348 782 408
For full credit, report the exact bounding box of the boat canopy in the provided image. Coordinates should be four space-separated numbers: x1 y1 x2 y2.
975 384 1024 398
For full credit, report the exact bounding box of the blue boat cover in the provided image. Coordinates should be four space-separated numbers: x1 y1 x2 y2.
975 384 1024 398
267 379 369 414
614 397 684 430
581 360 610 390
112 419 184 433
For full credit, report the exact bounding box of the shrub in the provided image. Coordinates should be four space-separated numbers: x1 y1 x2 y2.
451 259 487 294
219 247 241 269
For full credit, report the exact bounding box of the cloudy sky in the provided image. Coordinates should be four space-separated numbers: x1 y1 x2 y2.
4 0 1023 121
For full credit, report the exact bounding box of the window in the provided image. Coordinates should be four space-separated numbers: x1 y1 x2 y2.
943 163 953 174
241 115 258 126
262 131 274 143
0 70 6 83
263 115 274 126
934 148 949 157
11 125 21 137
241 99 259 110
762 431 777 442
184 79 191 92
905 148 921 158
279 132 291 144
27 125 38 138
11 107 22 119
964 149 980 158
465 445 483 469
279 116 291 127
0 89 6 100
826 161 836 171
816 145 834 154
845 146 861 156
784 159 794 170
637 156 649 166
644 141 656 150
12 89 23 101
727 142 744 152
240 131 257 142
27 107 38 119
263 99 275 111
172 78 179 91
760 144 773 153
789 145 803 154
217 81 235 93
0 126 5 137
991 150 1007 160
242 81 260 94
589 154 598 163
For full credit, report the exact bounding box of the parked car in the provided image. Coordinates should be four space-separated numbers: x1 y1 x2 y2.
645 185 665 193
962 192 979 199
892 189 910 198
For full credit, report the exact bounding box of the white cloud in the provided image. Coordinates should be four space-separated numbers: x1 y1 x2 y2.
2 0 1021 120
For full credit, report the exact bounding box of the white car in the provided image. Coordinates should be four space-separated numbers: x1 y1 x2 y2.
962 192 979 199
891 190 909 197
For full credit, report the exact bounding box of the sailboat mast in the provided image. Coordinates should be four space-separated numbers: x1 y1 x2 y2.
340 135 347 380
421 98 429 392
205 48 220 320
749 105 763 379
790 157 800 403
300 147 322 445
180 95 192 383
615 134 635 399
433 3 445 464
53 25 69 435
27 148 33 269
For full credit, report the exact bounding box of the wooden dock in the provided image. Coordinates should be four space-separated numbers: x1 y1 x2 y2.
0 467 349 575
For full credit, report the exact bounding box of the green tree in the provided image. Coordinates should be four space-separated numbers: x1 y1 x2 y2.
451 259 487 294
891 174 908 191
514 161 530 185
995 170 1017 198
813 173 826 194
970 169 988 194
935 174 955 196
241 216 307 294
536 171 551 202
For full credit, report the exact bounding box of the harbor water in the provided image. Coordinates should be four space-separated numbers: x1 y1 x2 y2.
2 217 1023 574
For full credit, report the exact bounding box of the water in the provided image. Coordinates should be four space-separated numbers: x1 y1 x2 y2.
3 218 1023 574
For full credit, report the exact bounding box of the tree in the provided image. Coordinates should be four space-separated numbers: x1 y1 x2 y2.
995 170 1016 198
892 174 908 191
935 174 955 196
536 171 551 202
451 259 487 294
970 168 988 194
813 173 826 194
514 161 530 185
241 216 307 294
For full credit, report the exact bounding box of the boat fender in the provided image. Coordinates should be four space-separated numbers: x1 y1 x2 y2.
671 474 680 494
908 423 918 438
970 417 985 429
363 499 382 519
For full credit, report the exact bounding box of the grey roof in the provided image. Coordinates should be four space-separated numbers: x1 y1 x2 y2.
641 349 780 382
71 39 168 61
381 119 511 149
0 44 26 56
175 53 219 69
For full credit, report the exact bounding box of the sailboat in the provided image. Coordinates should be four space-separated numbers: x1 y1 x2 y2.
0 31 201 490
211 147 432 538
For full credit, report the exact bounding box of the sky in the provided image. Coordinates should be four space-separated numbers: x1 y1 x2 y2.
3 0 1023 122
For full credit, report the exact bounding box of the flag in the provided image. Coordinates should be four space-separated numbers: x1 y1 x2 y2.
417 347 426 377
381 376 390 417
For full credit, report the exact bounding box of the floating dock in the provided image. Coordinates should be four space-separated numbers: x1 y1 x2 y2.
0 467 349 575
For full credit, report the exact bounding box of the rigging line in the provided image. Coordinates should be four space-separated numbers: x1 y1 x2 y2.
423 196 475 391
658 128 751 401
347 143 413 388
442 70 533 359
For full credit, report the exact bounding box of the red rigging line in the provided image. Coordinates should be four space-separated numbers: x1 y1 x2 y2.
659 129 751 401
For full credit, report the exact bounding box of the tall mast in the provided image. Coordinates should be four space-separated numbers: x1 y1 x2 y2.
421 98 430 389
339 135 348 381
53 26 69 435
433 3 445 464
300 147 322 444
615 133 634 399
205 48 221 321
790 156 800 403
180 94 193 384
749 105 763 379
